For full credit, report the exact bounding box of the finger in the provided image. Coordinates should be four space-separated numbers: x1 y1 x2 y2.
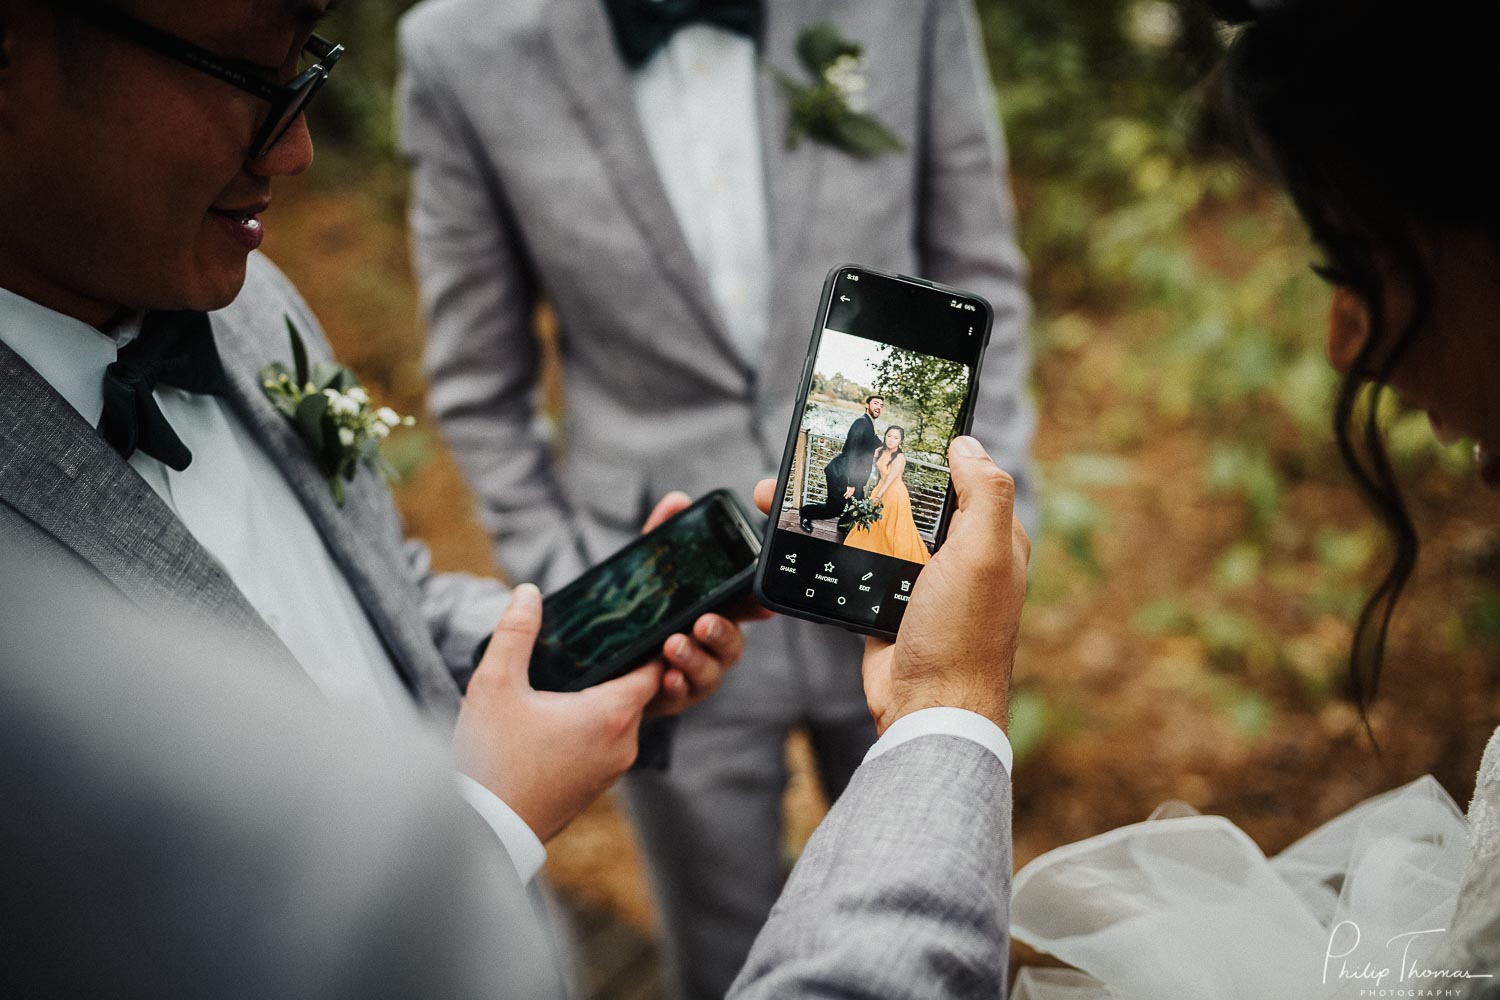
753 478 777 514
721 594 776 623
642 491 692 535
646 666 692 717
692 613 744 668
947 436 1016 544
474 583 544 690
664 632 724 693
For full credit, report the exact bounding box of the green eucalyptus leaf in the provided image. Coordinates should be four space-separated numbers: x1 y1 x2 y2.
830 112 906 158
286 318 310 388
796 22 859 75
293 392 328 458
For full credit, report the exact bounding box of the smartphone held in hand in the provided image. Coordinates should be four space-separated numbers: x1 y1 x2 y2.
528 490 762 692
755 265 991 639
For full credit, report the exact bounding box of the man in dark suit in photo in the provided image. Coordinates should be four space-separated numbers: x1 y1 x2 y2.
800 394 884 533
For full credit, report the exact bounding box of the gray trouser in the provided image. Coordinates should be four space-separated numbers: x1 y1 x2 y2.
619 615 874 1000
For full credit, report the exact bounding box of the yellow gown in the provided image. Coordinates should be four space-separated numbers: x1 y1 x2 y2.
843 451 932 565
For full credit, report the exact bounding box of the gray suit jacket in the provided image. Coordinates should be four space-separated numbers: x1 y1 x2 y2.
729 736 1014 998
0 508 566 1000
0 253 508 718
2 506 1013 997
397 0 1036 595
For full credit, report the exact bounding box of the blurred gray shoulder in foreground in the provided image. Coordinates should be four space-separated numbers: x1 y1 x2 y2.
0 507 564 1000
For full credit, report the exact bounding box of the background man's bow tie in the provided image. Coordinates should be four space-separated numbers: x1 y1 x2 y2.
99 310 227 472
601 0 763 70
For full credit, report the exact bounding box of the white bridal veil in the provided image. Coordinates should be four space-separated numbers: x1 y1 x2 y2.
1012 776 1472 999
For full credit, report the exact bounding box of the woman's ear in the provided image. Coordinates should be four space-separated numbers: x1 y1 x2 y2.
1327 286 1371 374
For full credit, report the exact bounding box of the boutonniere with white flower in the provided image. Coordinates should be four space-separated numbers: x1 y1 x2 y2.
774 23 905 159
259 318 415 507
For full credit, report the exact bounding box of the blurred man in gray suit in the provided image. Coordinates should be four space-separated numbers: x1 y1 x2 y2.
0 0 746 898
398 1 1035 991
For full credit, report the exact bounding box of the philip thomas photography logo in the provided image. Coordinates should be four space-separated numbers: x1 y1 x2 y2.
1324 919 1493 997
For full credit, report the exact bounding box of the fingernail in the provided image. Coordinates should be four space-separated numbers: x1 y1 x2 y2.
511 583 541 611
704 617 724 643
672 635 690 656
952 436 986 458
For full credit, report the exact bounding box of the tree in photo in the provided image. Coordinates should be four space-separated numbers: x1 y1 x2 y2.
871 345 968 457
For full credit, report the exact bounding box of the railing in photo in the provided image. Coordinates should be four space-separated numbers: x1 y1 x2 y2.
783 430 949 542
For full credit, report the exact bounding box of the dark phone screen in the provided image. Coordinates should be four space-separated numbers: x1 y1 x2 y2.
530 495 760 691
762 267 987 633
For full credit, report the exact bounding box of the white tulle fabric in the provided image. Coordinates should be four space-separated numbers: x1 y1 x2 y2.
1011 776 1471 1000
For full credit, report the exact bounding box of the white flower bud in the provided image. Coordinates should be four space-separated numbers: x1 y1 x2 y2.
338 427 356 448
348 386 369 405
377 407 400 427
371 422 391 440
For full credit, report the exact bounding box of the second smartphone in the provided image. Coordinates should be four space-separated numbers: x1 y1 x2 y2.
754 265 992 639
529 489 762 692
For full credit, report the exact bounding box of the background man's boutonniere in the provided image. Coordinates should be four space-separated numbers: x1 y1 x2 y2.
259 318 415 507
774 23 905 159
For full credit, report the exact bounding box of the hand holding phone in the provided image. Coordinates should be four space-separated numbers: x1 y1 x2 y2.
750 434 1031 736
529 489 763 694
755 265 993 639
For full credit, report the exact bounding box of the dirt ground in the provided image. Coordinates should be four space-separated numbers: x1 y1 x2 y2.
262 167 1500 970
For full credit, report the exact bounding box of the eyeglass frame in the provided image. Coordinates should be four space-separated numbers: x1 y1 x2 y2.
70 2 345 159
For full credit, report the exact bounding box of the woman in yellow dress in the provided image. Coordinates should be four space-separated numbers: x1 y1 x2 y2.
842 426 931 565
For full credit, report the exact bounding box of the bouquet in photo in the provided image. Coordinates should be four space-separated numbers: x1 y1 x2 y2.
840 496 884 534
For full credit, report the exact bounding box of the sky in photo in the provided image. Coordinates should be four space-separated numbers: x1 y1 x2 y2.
813 329 891 389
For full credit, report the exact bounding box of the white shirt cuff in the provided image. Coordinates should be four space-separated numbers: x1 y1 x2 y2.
455 774 547 885
863 707 1014 777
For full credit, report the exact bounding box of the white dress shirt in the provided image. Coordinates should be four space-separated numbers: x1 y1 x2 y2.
632 31 1015 778
632 24 772 362
0 285 545 883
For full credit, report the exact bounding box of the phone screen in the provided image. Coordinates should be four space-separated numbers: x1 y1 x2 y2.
759 266 989 635
530 493 761 691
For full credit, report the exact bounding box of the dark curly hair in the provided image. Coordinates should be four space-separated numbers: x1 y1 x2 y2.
1211 0 1500 713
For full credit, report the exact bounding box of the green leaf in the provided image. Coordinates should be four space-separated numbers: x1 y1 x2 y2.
796 22 860 75
286 317 309 389
1218 686 1273 740
1213 542 1262 590
329 474 345 508
293 392 328 459
1131 598 1191 636
829 112 907 158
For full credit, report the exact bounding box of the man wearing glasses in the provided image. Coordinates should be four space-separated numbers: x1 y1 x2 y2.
0 0 748 914
0 2 1022 997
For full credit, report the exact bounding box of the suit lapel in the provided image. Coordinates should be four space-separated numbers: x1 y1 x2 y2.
542 0 749 377
758 0 829 392
209 308 460 714
0 343 292 668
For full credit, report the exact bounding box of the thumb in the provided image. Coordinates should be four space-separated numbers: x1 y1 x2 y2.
474 583 544 690
587 661 664 718
947 436 1016 547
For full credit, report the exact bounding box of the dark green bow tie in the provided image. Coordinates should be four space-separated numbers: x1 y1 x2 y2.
98 310 227 472
601 0 763 69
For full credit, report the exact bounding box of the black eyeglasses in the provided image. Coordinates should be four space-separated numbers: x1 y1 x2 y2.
73 3 344 159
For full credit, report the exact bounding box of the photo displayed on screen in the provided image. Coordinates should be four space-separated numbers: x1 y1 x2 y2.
530 498 756 691
775 329 970 566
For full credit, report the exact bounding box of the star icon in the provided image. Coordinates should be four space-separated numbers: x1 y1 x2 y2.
823 561 836 573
